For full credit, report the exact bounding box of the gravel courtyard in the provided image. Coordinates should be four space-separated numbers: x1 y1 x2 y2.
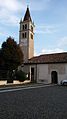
0 85 67 119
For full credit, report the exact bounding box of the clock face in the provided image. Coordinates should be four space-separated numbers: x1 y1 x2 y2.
21 39 27 46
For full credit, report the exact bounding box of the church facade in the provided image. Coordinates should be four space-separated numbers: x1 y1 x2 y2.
19 7 67 84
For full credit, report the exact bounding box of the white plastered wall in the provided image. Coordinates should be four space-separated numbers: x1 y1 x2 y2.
37 64 50 84
23 63 67 84
58 63 67 84
48 63 67 84
36 63 67 84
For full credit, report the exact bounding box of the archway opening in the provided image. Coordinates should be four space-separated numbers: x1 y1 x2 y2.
51 71 58 84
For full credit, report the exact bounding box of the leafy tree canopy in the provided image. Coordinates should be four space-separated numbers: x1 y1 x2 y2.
1 37 23 72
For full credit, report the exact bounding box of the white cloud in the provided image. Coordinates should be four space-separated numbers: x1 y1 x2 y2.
58 37 67 47
2 14 19 26
34 51 39 56
34 48 65 56
0 30 9 37
0 0 52 26
0 0 26 26
35 24 58 34
0 32 3 35
0 9 19 26
41 48 64 54
29 0 51 11
0 0 24 12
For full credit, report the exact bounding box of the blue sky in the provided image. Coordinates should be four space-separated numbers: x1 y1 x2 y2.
0 0 67 56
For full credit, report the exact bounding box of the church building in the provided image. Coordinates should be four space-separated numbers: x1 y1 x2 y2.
19 7 67 84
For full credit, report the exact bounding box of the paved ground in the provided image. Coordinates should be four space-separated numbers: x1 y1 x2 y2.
0 85 67 119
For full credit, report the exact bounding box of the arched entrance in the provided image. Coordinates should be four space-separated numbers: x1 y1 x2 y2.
51 71 58 84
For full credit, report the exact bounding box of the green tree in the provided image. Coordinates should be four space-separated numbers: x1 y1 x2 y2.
1 37 23 80
0 49 7 79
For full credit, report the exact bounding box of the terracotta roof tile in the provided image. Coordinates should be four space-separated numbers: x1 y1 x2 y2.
28 52 67 64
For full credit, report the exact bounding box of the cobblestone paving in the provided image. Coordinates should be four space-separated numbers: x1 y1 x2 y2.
0 85 67 119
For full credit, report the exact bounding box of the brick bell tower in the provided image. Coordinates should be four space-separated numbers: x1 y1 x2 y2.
19 6 35 62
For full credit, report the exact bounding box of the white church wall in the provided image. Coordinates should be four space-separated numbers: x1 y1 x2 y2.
36 63 67 84
37 64 49 84
58 64 67 84
24 63 67 84
58 63 67 84
48 63 67 84
65 63 67 74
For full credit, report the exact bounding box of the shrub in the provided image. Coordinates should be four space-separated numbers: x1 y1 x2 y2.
14 70 26 82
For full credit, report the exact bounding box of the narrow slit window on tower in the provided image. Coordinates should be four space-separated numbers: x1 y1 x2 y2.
25 24 27 29
31 34 33 39
25 32 27 38
23 25 24 30
31 26 33 32
22 33 24 38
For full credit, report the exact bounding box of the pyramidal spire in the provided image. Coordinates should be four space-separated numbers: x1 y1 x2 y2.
23 6 32 22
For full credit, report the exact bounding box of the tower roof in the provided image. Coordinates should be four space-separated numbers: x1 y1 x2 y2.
23 7 32 22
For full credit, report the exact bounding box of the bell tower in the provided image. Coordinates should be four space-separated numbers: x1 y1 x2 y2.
19 7 34 62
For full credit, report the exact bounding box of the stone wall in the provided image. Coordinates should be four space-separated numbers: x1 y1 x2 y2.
48 64 65 74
